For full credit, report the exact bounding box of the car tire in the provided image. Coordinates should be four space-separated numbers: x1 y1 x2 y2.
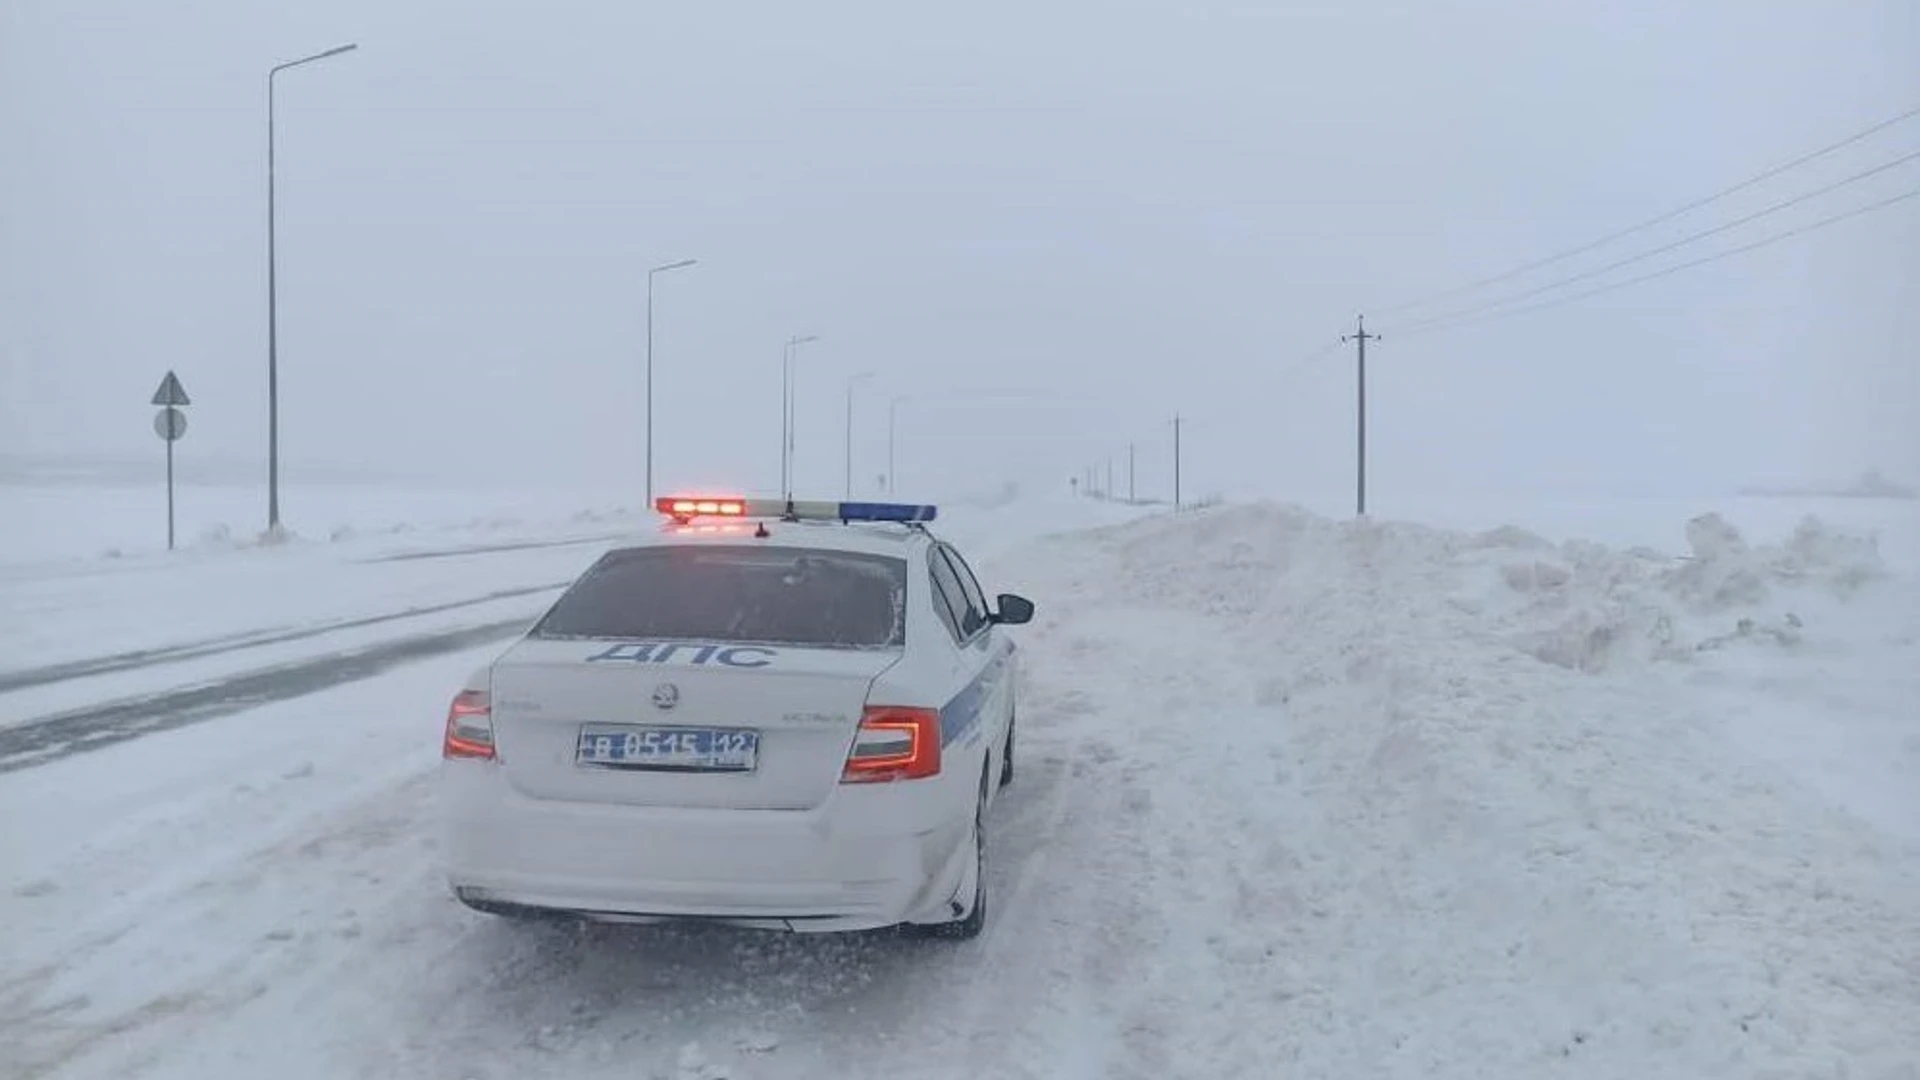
999 708 1015 789
454 887 506 915
918 773 988 941
455 889 561 923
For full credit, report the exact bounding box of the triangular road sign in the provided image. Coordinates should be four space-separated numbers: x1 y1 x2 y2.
151 370 191 406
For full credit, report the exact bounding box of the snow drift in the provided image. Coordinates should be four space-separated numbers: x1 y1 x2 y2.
1067 503 1888 675
990 502 1918 1078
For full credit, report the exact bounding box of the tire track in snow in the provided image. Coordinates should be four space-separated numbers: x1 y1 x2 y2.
852 581 1249 1078
0 582 566 694
1040 611 1284 1080
938 743 1085 1068
926 521 1362 1078
879 540 1167 1079
0 617 535 773
0 769 449 1080
356 531 629 564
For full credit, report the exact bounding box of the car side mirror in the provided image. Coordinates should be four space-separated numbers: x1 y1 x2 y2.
991 593 1035 626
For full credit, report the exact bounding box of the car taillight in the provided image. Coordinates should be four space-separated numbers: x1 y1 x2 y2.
443 690 495 760
841 706 942 783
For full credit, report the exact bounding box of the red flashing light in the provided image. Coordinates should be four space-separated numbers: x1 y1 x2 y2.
840 706 942 783
656 496 748 520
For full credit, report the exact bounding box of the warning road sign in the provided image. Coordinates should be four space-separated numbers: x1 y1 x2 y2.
151 371 191 407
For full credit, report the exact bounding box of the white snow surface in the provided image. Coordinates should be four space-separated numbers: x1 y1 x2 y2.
2 496 1916 1079
0 479 643 566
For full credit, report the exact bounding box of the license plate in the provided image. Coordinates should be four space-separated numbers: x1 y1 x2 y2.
575 724 758 772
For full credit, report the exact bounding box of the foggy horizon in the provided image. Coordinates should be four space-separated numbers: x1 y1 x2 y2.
5 0 1916 508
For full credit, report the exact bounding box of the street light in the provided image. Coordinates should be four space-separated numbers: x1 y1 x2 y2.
844 371 875 500
645 258 697 504
886 390 1034 495
781 334 820 499
266 41 358 533
887 394 910 495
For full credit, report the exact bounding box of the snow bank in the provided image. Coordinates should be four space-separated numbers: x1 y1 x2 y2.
1059 503 1889 676
993 500 1919 1078
1508 511 1884 673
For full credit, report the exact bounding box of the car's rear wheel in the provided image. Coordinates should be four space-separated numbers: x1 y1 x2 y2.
453 887 529 910
454 889 568 923
999 708 1015 789
918 773 988 940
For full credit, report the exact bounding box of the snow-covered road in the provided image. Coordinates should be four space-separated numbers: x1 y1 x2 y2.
3 497 1916 1079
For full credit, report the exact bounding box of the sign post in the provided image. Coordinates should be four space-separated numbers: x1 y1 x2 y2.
151 371 192 550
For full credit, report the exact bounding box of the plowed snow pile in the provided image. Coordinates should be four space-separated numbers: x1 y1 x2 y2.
967 502 1919 1079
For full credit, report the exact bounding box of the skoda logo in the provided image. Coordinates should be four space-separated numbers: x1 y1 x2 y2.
651 683 680 711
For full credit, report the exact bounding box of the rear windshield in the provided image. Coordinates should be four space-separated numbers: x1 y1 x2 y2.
531 545 907 649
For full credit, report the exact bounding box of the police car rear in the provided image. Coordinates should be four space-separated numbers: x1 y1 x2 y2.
439 497 1017 934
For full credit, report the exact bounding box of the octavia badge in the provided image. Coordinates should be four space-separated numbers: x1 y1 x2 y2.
652 683 680 710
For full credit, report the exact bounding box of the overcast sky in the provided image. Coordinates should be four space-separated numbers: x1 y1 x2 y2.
2 0 1915 511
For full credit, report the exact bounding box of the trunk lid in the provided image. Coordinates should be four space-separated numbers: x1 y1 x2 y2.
489 638 896 811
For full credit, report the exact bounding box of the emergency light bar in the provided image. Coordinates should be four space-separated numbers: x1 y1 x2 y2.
655 496 938 524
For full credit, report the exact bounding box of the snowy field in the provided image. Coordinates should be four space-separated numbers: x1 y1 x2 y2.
1 485 1916 1078
9 475 1917 573
0 477 644 565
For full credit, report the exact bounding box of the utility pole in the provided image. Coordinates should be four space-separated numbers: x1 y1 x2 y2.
780 339 791 496
1172 414 1183 510
1341 315 1379 517
1106 457 1113 501
1127 443 1136 504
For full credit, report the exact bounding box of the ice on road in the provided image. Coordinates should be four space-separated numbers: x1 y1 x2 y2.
2 499 1916 1079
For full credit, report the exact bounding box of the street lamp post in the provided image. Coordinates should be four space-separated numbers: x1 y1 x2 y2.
267 41 357 533
887 394 909 495
844 371 875 500
644 258 697 505
781 334 819 500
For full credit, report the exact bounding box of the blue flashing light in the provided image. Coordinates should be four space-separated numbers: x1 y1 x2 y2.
837 501 938 523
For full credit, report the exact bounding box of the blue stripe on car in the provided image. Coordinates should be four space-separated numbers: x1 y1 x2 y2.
939 644 1013 747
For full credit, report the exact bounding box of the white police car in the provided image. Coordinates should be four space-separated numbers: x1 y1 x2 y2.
439 496 1034 938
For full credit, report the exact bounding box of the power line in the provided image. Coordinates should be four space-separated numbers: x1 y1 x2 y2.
1395 184 1920 339
1372 103 1920 317
1078 337 1340 502
1275 337 1346 382
1384 147 1920 334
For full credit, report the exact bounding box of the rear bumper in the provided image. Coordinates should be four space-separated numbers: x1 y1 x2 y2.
439 762 972 931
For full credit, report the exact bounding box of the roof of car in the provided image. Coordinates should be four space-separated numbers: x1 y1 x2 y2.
607 519 934 559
